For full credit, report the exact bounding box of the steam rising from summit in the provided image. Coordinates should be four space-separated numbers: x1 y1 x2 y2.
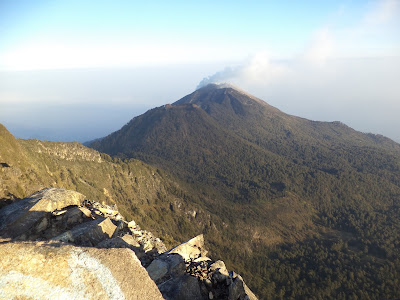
196 67 241 89
196 52 289 90
194 52 400 143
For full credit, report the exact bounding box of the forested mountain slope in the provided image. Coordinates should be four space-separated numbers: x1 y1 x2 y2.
0 124 211 248
89 84 400 299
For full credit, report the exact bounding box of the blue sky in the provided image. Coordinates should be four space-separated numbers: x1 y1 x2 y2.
0 0 399 142
1 0 397 69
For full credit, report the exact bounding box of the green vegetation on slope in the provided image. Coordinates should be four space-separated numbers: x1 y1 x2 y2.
90 84 400 299
0 127 215 248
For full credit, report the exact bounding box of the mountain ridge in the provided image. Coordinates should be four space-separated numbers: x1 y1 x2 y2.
88 84 400 298
176 84 400 152
0 124 213 249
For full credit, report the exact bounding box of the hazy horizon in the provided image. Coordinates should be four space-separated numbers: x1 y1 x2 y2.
1 0 399 143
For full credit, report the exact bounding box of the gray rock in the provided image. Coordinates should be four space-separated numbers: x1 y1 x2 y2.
228 274 258 300
226 277 233 285
146 259 169 283
210 260 226 271
243 281 258 300
204 278 213 289
128 220 136 228
159 274 203 300
165 234 207 261
164 254 186 276
64 206 92 226
0 188 85 239
213 271 228 283
228 276 246 300
97 233 140 250
0 187 259 299
146 252 186 286
113 220 128 236
51 217 116 246
177 275 204 300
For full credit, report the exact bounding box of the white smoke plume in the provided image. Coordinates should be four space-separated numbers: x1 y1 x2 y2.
196 52 291 90
194 0 400 143
196 66 241 89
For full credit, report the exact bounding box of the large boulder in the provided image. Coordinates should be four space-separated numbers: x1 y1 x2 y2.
0 188 258 299
0 188 85 239
51 217 117 246
147 234 258 300
0 241 163 300
165 234 207 261
158 274 203 300
147 253 186 284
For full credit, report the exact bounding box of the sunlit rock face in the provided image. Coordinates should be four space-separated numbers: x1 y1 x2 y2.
0 188 257 300
0 242 164 300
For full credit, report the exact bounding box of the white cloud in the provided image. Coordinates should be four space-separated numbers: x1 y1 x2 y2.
301 29 334 66
197 0 400 89
194 0 400 142
197 52 291 89
363 0 400 25
240 52 290 84
0 40 246 71
333 0 400 57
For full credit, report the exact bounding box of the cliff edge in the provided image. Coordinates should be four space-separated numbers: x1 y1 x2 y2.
0 188 257 300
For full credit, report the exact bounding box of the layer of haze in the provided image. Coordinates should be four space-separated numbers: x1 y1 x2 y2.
0 0 399 142
0 64 226 141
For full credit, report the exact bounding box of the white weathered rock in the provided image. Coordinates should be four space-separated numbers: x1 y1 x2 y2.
97 206 118 216
165 234 207 261
78 206 93 218
128 220 136 228
0 241 163 300
130 229 143 236
210 260 226 272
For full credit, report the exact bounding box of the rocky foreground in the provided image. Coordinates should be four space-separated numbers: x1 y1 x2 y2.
0 188 257 300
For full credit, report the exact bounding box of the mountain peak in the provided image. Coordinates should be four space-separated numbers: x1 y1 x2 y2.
173 83 279 115
196 82 258 99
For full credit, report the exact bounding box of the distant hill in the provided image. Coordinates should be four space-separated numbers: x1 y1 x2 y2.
89 83 400 299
